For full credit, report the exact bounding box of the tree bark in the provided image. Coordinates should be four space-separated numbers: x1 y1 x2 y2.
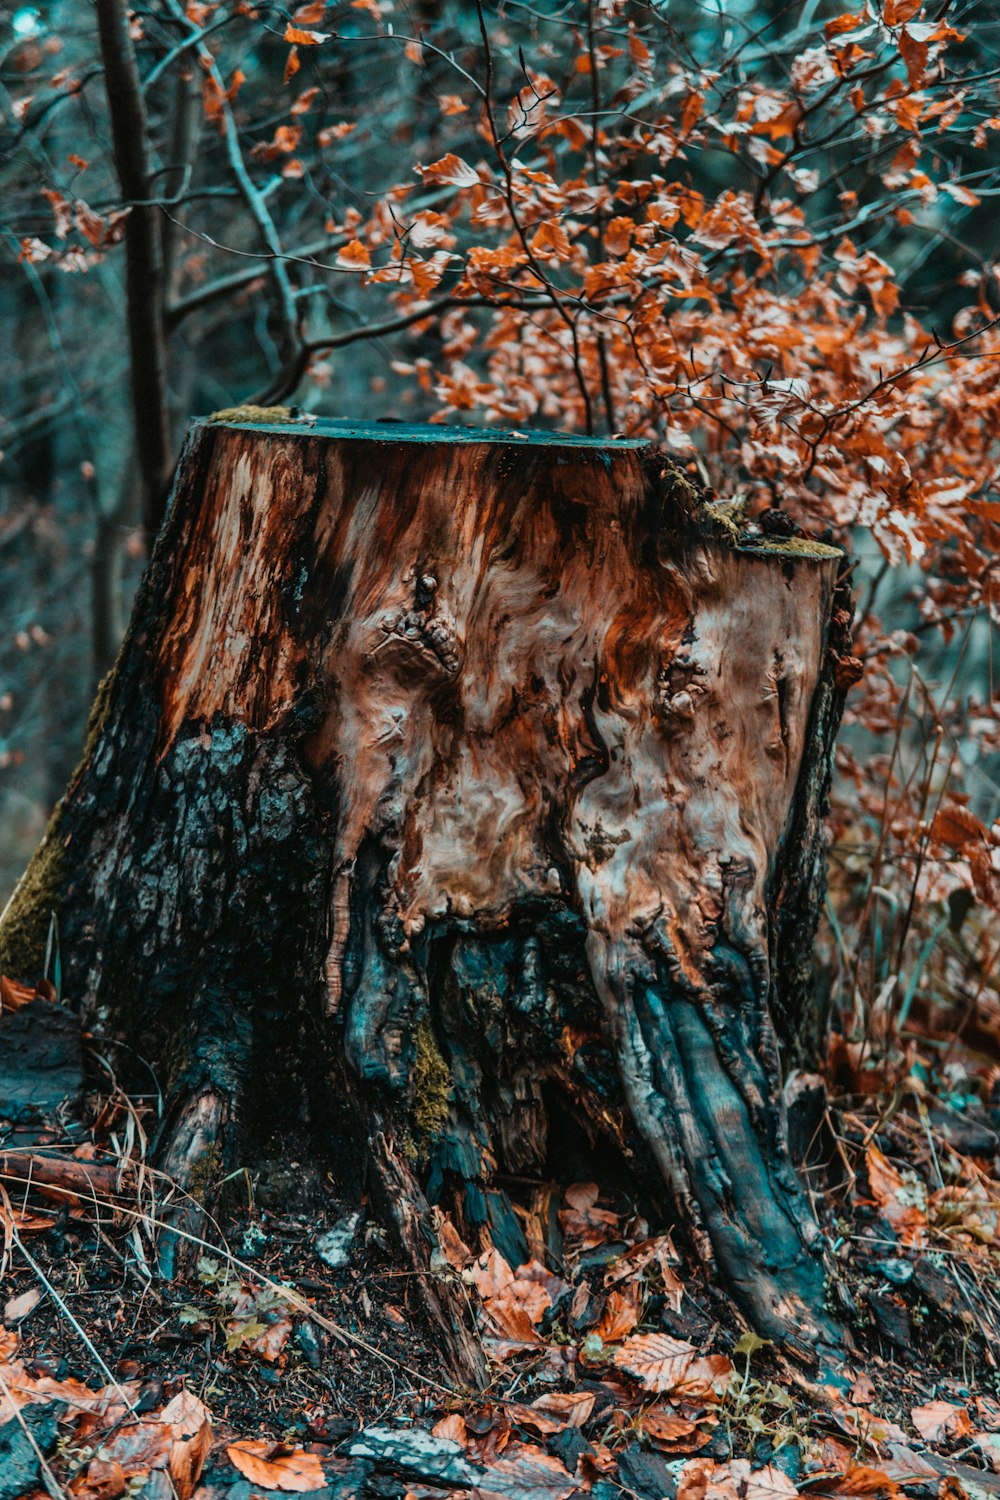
0 417 855 1385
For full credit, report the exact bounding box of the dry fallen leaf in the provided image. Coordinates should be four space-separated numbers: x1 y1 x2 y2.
612 1332 697 1392
866 1146 927 1246
475 1443 576 1500
910 1400 973 1444
83 1456 128 1500
676 1456 716 1500
163 1390 212 1498
674 1353 734 1400
4 1287 41 1324
0 975 47 1012
594 1283 640 1344
505 1402 562 1437
818 1463 903 1498
530 1391 595 1429
641 1407 702 1450
89 1420 170 1481
432 1412 468 1445
741 1462 799 1500
227 1439 326 1492
559 1182 621 1251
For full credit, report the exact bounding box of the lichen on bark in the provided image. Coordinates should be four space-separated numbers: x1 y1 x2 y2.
0 814 65 982
0 667 117 981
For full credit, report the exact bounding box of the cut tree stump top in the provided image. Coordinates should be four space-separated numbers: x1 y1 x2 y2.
203 413 648 449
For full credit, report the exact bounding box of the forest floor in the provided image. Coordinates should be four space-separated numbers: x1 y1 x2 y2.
0 978 998 1500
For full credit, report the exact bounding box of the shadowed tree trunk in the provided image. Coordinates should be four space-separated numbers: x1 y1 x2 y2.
0 415 857 1386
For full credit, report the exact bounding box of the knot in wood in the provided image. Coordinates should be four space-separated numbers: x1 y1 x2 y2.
656 654 707 723
372 599 461 678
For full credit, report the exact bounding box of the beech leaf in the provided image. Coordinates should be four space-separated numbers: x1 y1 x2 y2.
227 1440 327 1491
612 1332 697 1391
418 153 481 188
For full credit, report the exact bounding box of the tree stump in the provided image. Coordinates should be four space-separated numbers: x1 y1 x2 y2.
0 416 856 1385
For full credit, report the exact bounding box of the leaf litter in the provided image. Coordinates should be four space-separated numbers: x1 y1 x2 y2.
0 999 998 1498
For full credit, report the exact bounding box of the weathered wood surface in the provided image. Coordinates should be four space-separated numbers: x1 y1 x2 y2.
0 417 855 1382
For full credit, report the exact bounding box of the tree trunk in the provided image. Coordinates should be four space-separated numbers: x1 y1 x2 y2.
0 416 856 1385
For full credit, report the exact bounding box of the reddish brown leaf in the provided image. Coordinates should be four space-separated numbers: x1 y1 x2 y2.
612 1333 697 1392
227 1440 326 1492
910 1400 973 1443
883 0 922 24
529 1391 595 1429
418 153 481 188
283 24 329 43
337 240 371 269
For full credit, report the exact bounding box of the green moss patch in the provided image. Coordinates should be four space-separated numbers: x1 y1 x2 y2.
742 536 843 559
209 405 296 425
703 496 750 544
0 670 115 983
188 1144 223 1204
0 813 65 983
412 1019 452 1139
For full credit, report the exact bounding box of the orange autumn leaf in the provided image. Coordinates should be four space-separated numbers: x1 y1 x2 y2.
866 1146 927 1245
911 1400 973 1443
674 1353 735 1399
641 1408 702 1449
283 24 329 44
410 252 451 298
594 1284 640 1343
746 1464 803 1500
483 1447 576 1500
1 974 47 1011
529 218 571 261
942 181 980 206
630 33 652 68
291 86 318 116
680 90 704 137
418 153 481 188
883 0 923 24
897 28 928 86
202 68 245 126
530 1390 596 1429
337 239 371 269
253 123 302 161
162 1390 212 1500
825 12 865 38
432 1412 468 1444
677 1457 715 1500
227 1440 326 1492
603 215 634 256
822 1464 904 1498
612 1332 697 1391
931 803 986 849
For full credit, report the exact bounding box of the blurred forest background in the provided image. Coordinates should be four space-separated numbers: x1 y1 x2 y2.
1 0 999 1094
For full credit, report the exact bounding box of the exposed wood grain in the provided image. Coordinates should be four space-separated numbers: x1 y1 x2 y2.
0 418 852 1377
